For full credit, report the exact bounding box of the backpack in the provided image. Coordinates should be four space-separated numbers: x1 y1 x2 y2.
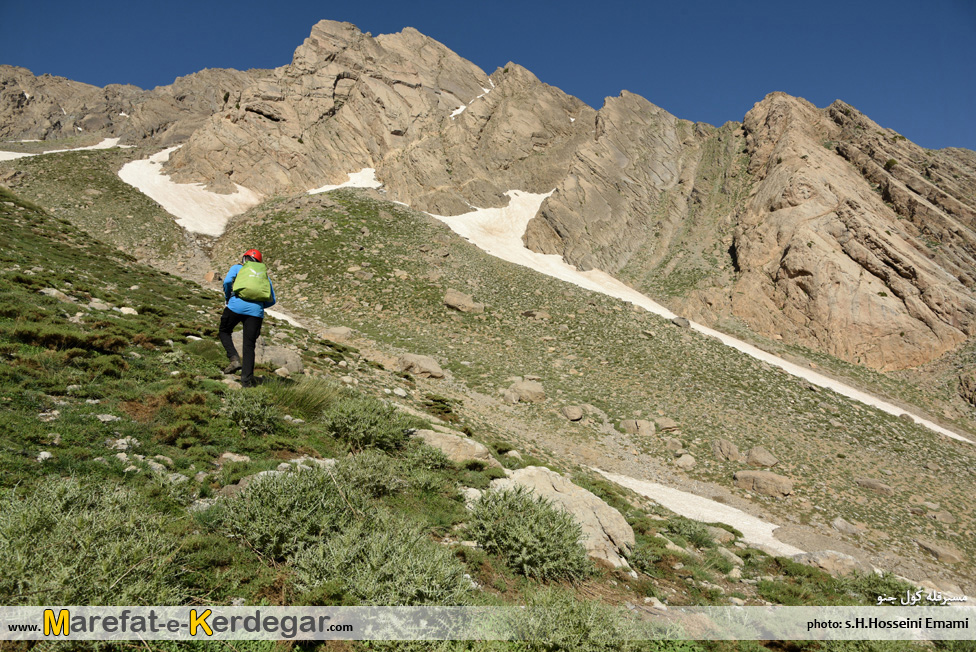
231 261 272 302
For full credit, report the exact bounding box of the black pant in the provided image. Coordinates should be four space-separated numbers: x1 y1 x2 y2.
219 307 263 387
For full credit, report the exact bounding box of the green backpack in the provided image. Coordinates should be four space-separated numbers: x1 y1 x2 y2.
231 261 272 302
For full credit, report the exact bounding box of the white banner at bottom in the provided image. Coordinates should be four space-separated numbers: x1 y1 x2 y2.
0 606 973 641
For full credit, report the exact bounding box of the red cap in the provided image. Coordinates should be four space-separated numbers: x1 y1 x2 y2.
243 249 262 262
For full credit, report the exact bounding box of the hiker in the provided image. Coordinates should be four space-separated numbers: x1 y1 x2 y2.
219 249 276 388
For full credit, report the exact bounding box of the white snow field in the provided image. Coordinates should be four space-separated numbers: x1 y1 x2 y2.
0 137 121 162
428 191 972 446
596 469 805 556
307 168 383 195
117 147 262 237
264 309 305 329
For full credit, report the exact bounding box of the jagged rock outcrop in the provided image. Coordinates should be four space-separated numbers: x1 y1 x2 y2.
0 65 269 146
715 94 976 370
165 20 591 207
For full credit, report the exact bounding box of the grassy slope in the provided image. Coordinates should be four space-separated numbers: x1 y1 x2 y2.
0 187 944 651
210 188 976 586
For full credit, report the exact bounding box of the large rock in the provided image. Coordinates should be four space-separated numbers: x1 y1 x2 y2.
854 478 894 496
711 439 741 462
491 466 635 569
733 470 794 497
412 429 501 468
746 446 779 467
510 380 545 403
443 289 484 314
620 419 655 436
231 332 304 374
561 405 584 421
915 539 965 564
792 550 875 577
396 353 444 378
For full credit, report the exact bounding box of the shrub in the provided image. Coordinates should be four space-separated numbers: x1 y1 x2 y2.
467 486 591 582
335 449 407 497
324 393 411 451
404 439 455 471
292 512 471 605
884 158 898 171
222 388 279 435
260 377 340 420
665 516 716 549
212 469 359 560
0 478 185 605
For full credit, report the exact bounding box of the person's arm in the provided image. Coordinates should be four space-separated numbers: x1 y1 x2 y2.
223 266 239 303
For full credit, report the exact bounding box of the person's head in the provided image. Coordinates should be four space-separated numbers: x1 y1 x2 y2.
242 249 262 263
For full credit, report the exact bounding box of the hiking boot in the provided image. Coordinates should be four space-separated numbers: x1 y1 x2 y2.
222 357 242 374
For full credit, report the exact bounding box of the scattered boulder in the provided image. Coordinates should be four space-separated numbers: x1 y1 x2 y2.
855 478 894 496
119 307 138 316
746 446 779 467
521 309 551 320
216 452 250 466
671 316 691 328
491 466 635 569
716 547 744 567
706 526 735 545
561 405 584 421
711 439 741 462
503 449 523 461
323 326 354 342
655 417 679 432
831 517 860 536
510 380 545 403
461 487 483 509
443 289 484 313
792 550 874 577
396 353 444 378
675 454 696 470
36 451 53 463
620 419 655 436
916 540 964 564
733 470 794 497
412 429 501 468
38 288 73 303
232 332 303 374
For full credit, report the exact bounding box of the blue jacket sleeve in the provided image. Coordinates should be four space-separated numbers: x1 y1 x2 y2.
264 280 277 308
223 265 240 303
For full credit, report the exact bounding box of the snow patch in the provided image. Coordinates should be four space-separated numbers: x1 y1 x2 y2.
450 86 494 120
307 168 383 194
427 191 972 446
0 137 122 162
117 146 262 237
265 309 304 329
23 91 30 100
596 470 805 557
119 112 129 117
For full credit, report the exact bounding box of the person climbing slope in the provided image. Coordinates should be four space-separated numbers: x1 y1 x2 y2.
219 249 276 388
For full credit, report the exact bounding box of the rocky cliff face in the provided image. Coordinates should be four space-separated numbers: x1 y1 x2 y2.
3 22 976 371
165 21 592 211
0 64 269 146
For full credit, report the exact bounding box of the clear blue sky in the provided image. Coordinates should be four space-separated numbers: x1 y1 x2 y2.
1 0 973 150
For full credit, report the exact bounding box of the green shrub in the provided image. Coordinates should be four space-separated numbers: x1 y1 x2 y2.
212 469 359 560
222 388 279 435
665 516 716 549
467 486 591 582
335 449 407 497
260 377 340 420
324 393 411 451
884 158 898 171
0 478 185 605
292 512 471 605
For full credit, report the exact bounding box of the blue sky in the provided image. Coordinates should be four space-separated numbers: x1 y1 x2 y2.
1 0 973 150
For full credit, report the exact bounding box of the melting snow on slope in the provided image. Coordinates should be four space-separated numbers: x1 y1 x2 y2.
308 169 383 195
450 86 494 120
264 309 305 329
428 191 971 446
0 137 122 162
117 147 262 237
596 469 805 557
